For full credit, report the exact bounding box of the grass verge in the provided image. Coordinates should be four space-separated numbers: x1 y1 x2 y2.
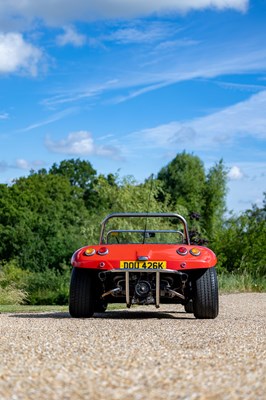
0 303 127 314
218 273 266 293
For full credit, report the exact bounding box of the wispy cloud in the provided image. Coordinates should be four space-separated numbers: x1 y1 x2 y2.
102 21 177 45
127 90 266 151
56 26 86 47
18 108 77 132
0 159 46 172
42 80 119 107
0 112 9 120
41 39 266 108
214 80 266 93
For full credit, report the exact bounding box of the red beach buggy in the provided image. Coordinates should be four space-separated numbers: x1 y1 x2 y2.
69 213 219 319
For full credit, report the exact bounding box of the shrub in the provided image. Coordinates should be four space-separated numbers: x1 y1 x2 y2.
0 260 28 305
26 267 70 305
0 260 71 305
0 285 27 305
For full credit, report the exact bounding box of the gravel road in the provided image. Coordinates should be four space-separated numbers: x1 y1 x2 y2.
1 293 265 400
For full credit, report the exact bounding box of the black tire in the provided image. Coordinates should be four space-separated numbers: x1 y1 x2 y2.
69 268 95 318
94 299 108 313
184 299 194 313
192 267 219 319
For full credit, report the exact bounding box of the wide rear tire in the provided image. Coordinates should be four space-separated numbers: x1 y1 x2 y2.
94 299 108 313
184 299 194 313
69 268 95 318
192 267 219 319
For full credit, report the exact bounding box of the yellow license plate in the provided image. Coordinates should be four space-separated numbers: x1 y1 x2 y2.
120 261 167 270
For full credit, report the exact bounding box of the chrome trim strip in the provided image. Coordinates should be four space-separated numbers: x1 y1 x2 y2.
125 270 130 307
108 268 184 275
156 271 160 308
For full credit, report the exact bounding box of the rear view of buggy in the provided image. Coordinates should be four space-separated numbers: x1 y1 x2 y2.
69 213 219 319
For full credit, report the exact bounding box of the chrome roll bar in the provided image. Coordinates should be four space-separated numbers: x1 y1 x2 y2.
99 213 190 245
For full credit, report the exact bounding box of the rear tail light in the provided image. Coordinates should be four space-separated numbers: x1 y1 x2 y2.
84 248 96 256
177 247 188 256
98 247 109 256
190 248 201 256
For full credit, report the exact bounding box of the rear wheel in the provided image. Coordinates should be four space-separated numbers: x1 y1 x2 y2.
192 267 219 319
184 299 193 313
94 299 108 313
69 268 95 318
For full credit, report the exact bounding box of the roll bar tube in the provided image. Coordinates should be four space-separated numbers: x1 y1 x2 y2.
99 213 190 245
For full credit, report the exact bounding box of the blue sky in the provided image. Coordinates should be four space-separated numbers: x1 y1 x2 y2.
0 0 265 213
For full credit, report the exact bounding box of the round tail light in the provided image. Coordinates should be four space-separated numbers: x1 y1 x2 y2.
190 248 201 256
98 247 109 256
177 247 188 256
84 248 96 256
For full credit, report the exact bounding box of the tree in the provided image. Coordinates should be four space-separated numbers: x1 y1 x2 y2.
213 194 266 277
49 158 96 189
157 152 206 214
0 173 90 272
157 153 228 239
202 159 227 237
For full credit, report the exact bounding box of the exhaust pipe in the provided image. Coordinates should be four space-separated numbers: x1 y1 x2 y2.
165 288 185 300
102 287 121 298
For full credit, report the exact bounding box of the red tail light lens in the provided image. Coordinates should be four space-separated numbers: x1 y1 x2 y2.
98 247 109 256
177 247 188 256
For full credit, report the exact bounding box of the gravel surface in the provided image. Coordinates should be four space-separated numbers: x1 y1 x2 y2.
1 293 265 400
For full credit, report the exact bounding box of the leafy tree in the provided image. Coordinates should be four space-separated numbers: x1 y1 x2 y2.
83 173 119 210
50 158 96 189
157 152 206 214
213 195 266 277
0 173 90 272
202 159 227 237
157 153 228 239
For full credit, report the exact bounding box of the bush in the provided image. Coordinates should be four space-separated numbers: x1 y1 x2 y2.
0 285 28 305
0 260 71 305
0 260 28 305
26 267 70 305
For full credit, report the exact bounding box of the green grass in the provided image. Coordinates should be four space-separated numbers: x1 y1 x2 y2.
218 273 266 293
0 303 127 313
0 304 68 313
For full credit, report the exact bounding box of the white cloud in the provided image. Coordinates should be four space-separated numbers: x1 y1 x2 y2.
0 159 45 172
45 131 121 159
0 32 42 75
0 161 8 172
46 131 94 155
56 26 86 47
228 166 244 180
0 0 249 27
0 112 9 120
226 162 266 212
104 22 175 45
19 108 77 132
41 40 266 108
129 90 266 151
15 159 30 169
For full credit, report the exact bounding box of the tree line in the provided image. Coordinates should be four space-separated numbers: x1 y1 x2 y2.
0 153 265 304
